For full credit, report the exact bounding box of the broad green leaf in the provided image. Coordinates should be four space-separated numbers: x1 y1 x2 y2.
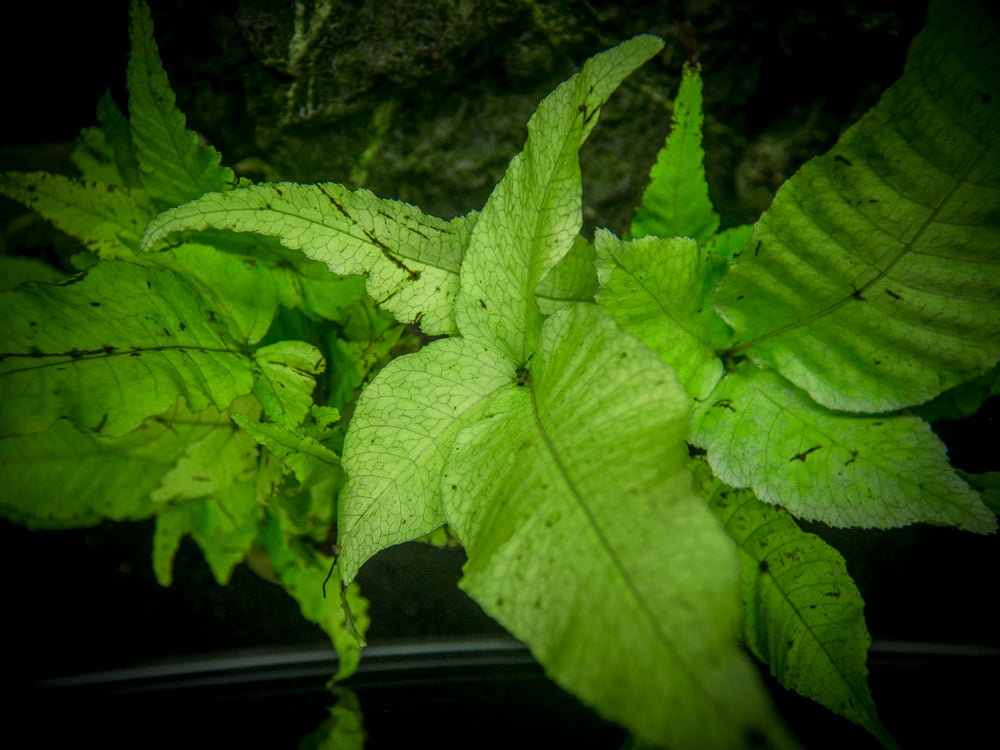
690 366 996 533
441 303 795 750
151 242 279 344
0 261 253 438
694 461 898 749
127 0 233 206
595 229 731 399
142 183 474 336
251 340 325 429
260 513 369 681
337 338 515 582
631 63 720 243
0 401 216 529
455 34 665 362
713 0 1000 412
0 171 153 259
912 364 1000 422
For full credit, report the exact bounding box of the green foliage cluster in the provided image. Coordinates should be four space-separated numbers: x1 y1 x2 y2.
2 1 998 748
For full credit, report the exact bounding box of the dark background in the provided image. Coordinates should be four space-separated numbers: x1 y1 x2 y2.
3 1 998 748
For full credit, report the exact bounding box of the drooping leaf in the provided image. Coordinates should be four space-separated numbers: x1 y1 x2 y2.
441 304 794 750
260 513 369 681
694 460 899 749
713 0 1000 412
455 34 666 363
0 261 254 438
153 479 261 586
595 228 731 399
0 171 153 259
127 0 233 206
690 366 996 533
142 184 475 336
631 63 720 243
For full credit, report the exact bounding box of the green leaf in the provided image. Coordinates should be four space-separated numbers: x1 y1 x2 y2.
127 0 233 206
441 303 794 749
337 338 515 582
631 63 720 243
455 34 666 362
690 366 996 533
595 229 731 399
713 0 1000 412
152 242 279 344
0 261 254 438
958 470 1000 516
534 233 598 314
0 172 154 259
0 256 65 290
95 89 143 189
251 340 325 429
142 183 474 336
695 462 899 749
233 412 341 493
0 401 216 528
150 415 259 503
260 513 369 681
298 690 366 750
154 479 261 586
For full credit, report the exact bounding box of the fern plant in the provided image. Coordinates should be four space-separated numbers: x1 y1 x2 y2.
2 0 998 748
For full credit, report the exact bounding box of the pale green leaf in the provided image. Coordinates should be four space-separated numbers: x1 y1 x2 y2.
127 0 233 205
441 303 795 750
595 229 731 399
690 366 996 533
714 0 1000 411
252 340 325 428
0 261 254 438
631 63 720 243
337 338 515 582
0 171 153 259
694 461 898 749
455 34 665 362
142 183 473 336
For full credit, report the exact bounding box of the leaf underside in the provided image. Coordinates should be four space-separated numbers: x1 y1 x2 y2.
714 0 1000 412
